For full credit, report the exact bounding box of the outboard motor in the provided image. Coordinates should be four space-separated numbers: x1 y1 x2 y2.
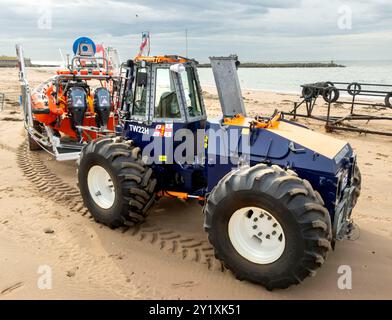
67 86 87 140
93 87 111 129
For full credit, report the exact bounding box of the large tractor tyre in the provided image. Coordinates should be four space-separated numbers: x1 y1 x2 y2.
77 137 157 228
352 164 361 208
27 120 43 151
204 164 332 290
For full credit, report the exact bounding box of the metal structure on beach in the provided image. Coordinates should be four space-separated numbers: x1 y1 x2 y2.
0 92 5 111
284 81 392 136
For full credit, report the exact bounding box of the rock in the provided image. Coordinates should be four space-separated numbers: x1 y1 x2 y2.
66 270 75 277
43 227 54 234
66 267 78 277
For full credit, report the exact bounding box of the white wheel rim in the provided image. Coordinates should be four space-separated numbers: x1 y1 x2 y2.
87 165 115 209
228 207 286 264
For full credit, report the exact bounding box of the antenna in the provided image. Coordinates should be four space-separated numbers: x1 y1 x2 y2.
59 48 66 68
185 29 188 58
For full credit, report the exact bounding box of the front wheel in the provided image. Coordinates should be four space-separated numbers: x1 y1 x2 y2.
77 137 157 228
204 164 332 290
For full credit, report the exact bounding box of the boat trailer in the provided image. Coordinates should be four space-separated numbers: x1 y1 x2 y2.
284 81 392 136
16 41 120 161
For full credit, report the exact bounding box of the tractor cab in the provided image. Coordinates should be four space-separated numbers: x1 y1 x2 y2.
122 55 206 127
120 55 208 194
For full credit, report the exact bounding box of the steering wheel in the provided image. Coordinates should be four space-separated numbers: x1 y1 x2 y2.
133 101 144 113
188 106 195 117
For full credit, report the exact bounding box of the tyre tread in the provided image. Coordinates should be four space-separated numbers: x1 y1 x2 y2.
204 164 332 290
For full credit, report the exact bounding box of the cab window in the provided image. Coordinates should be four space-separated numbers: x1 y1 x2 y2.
181 67 203 117
132 68 147 117
154 68 181 119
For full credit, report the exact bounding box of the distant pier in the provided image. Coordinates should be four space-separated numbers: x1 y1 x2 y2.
0 56 33 68
0 56 58 68
198 61 345 68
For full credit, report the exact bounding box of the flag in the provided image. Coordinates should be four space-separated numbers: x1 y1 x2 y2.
138 32 150 57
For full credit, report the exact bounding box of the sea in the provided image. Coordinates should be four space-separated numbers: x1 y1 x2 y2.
32 60 392 95
198 60 392 95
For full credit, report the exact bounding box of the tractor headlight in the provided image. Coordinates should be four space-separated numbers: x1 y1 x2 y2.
341 172 349 192
336 169 349 200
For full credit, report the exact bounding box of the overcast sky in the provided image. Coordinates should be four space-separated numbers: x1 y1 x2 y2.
0 0 391 62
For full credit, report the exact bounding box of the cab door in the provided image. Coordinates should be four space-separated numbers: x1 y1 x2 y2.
123 65 152 146
148 65 187 164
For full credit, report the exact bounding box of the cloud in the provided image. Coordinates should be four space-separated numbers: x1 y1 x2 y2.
0 0 391 61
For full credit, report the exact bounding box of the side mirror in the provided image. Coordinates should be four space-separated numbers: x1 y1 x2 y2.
137 72 148 86
170 64 185 73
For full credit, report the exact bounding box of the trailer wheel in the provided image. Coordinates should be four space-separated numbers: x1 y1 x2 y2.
77 137 157 228
323 86 340 103
326 81 335 87
204 164 332 290
27 120 43 151
302 86 315 100
347 83 361 96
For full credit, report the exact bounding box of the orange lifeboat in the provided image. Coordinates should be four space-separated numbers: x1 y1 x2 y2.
31 78 63 125
30 75 116 141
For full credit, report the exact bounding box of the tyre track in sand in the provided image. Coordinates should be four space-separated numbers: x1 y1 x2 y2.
0 142 17 153
2 141 148 298
16 142 226 273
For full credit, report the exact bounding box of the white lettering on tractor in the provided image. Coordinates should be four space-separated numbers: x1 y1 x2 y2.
129 125 149 135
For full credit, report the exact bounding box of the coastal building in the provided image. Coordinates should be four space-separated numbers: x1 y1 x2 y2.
0 56 32 68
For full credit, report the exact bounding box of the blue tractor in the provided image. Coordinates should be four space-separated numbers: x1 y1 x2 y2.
77 55 361 290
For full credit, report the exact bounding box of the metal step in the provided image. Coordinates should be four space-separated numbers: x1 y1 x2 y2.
55 147 81 161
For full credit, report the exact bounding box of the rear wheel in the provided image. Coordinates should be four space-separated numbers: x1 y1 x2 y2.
77 137 157 228
204 164 332 290
27 120 43 151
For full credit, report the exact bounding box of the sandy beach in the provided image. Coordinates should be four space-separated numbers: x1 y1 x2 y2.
0 67 391 299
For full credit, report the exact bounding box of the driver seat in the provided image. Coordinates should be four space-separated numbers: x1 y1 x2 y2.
157 91 180 118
